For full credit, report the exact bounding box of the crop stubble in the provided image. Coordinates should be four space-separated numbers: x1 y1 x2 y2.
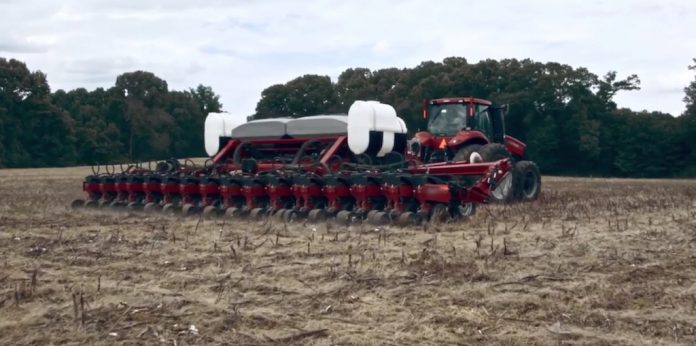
0 167 695 345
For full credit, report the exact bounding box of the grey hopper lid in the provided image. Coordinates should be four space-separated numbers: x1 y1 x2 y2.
230 118 291 139
286 115 348 137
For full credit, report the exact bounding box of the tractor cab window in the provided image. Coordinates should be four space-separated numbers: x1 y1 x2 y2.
427 103 468 136
474 105 492 135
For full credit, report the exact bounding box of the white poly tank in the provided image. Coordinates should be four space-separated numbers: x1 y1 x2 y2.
204 112 247 156
347 100 407 157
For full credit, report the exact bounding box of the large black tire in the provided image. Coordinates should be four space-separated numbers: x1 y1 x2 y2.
453 144 483 162
513 161 541 201
478 143 511 162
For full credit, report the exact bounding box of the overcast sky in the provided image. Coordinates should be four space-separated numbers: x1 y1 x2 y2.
1 0 695 116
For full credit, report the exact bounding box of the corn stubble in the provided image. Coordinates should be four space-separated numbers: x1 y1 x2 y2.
0 167 695 345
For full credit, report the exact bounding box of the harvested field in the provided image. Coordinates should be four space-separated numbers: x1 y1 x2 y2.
0 166 695 345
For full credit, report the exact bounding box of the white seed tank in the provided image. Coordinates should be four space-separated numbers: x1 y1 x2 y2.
347 100 408 157
204 112 247 156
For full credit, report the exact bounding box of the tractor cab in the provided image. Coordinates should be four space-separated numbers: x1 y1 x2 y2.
411 97 524 162
426 98 498 138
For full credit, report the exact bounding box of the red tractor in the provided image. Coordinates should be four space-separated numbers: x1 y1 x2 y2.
409 97 541 202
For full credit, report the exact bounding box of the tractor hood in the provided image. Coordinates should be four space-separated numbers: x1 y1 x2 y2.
414 130 488 149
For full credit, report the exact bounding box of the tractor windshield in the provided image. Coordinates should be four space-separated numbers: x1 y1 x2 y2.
427 103 468 136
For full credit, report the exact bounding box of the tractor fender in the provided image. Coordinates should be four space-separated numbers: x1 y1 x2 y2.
504 135 526 158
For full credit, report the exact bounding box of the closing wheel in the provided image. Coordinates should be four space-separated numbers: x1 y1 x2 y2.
397 211 416 226
369 211 389 225
249 207 266 220
84 200 98 209
181 203 198 216
143 202 160 213
366 210 379 222
308 209 326 223
336 210 352 225
202 205 219 218
283 210 297 223
162 203 177 216
429 203 449 224
273 209 287 222
126 201 141 210
98 199 111 208
224 207 240 218
71 199 85 209
455 203 476 219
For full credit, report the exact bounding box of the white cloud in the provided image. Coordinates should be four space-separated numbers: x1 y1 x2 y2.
0 0 694 116
0 36 49 53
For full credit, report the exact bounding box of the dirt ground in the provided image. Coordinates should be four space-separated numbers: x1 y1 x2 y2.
0 166 695 345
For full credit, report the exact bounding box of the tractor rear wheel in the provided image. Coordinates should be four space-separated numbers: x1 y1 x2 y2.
513 161 541 201
453 144 483 162
479 143 511 162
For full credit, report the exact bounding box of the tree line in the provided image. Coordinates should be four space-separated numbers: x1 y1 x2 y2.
256 57 696 177
1 56 695 177
0 58 221 168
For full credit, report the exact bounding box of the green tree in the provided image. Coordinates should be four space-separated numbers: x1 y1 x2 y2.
190 84 222 113
255 75 338 118
255 84 290 118
0 58 76 167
